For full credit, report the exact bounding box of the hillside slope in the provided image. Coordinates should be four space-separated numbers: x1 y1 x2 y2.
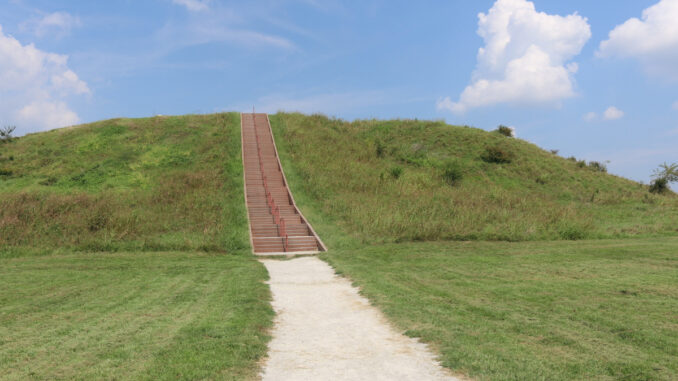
0 113 249 254
270 113 678 245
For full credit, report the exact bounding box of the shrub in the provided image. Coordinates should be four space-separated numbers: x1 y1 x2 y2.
0 125 16 143
652 162 678 183
649 177 669 194
0 168 12 176
550 149 559 155
442 160 463 186
588 161 607 173
389 166 403 179
495 125 514 137
576 160 586 168
482 145 514 164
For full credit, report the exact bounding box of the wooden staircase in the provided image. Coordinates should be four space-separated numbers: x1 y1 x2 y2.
241 113 326 255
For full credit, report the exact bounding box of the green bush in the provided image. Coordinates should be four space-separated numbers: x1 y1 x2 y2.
495 125 514 137
649 178 669 194
482 145 514 164
588 161 607 173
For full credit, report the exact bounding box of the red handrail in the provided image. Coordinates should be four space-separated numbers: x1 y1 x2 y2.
253 112 288 252
280 218 288 252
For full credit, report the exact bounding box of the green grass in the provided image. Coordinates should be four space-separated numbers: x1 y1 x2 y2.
270 113 678 245
322 237 678 381
0 113 249 253
0 114 274 379
0 251 272 380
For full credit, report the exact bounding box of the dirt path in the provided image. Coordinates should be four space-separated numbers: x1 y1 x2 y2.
259 257 460 381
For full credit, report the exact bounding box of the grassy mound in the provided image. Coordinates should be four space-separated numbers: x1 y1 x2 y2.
270 113 678 244
0 113 249 254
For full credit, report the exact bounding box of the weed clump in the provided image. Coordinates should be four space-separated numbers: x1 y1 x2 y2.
389 166 403 179
375 139 386 158
442 160 463 186
482 145 514 164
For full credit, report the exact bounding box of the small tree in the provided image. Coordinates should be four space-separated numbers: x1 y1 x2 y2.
650 162 677 194
0 125 16 143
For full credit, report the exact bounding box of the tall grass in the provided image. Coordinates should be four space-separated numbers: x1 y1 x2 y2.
0 113 249 253
270 113 678 245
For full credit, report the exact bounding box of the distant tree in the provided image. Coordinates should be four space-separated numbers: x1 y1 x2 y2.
649 162 677 194
0 125 16 143
653 162 678 183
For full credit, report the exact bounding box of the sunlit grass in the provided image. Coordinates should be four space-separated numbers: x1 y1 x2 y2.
271 112 678 245
323 238 678 380
0 251 273 380
0 113 249 253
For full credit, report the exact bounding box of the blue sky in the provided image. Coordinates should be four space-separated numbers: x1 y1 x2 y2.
1 0 676 185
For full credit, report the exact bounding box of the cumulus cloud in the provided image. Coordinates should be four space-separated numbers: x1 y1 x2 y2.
598 0 678 80
438 0 590 114
173 0 211 12
603 106 624 120
0 25 89 132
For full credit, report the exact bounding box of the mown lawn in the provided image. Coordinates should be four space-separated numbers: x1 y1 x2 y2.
323 237 678 380
0 251 272 380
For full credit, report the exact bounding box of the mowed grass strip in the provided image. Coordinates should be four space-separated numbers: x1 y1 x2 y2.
0 251 273 380
323 237 678 381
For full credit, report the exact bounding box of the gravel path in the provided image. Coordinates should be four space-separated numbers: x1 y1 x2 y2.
259 257 460 381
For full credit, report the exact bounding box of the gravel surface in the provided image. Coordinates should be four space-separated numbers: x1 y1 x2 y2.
259 256 460 381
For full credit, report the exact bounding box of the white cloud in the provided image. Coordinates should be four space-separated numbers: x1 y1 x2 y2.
156 8 295 50
21 12 81 38
173 0 211 12
583 111 597 122
438 0 591 114
603 106 624 120
0 25 89 132
598 0 678 80
17 101 80 128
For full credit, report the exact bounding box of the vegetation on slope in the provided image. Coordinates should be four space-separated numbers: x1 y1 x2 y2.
0 113 249 254
323 238 678 381
0 114 273 380
270 113 678 244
